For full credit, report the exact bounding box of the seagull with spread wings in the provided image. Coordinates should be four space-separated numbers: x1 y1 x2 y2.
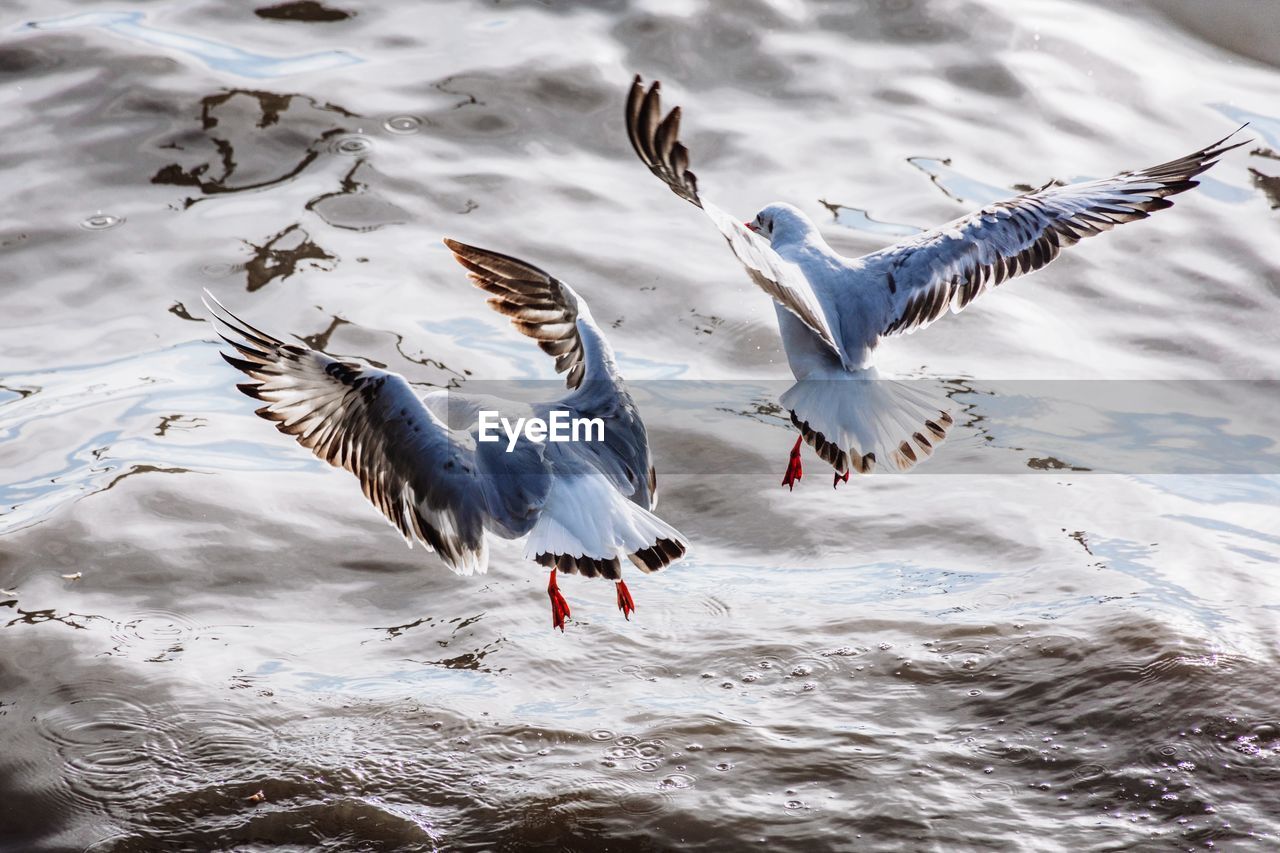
627 75 1247 488
205 239 686 630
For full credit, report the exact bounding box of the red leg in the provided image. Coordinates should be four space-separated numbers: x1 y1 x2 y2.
781 435 804 490
548 569 571 631
833 469 850 489
616 579 636 620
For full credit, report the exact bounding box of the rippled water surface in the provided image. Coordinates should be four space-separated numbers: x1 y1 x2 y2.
2 1 1280 850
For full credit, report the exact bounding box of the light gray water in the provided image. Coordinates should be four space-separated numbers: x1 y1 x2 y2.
2 1 1279 850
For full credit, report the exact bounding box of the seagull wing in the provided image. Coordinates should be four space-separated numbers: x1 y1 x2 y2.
856 128 1248 341
444 238 595 390
444 240 660 510
205 292 495 575
627 75 843 360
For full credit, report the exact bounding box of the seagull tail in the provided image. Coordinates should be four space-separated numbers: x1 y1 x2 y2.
623 502 687 574
525 473 688 578
780 371 953 474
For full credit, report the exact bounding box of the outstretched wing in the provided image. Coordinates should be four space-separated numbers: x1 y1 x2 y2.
860 128 1248 339
626 75 843 360
443 240 659 510
204 292 493 574
445 238 595 390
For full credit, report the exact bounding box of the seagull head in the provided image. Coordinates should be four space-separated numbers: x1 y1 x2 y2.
746 203 819 249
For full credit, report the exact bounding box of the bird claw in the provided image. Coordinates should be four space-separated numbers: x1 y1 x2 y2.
616 579 636 620
833 470 849 489
548 570 571 631
781 435 804 491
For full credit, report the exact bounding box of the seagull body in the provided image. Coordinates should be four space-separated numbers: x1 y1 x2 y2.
627 75 1247 486
206 240 686 629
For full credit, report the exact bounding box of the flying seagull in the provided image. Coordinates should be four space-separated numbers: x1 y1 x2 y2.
626 75 1247 488
205 239 687 630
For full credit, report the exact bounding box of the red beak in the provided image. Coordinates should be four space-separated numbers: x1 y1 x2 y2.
744 221 758 233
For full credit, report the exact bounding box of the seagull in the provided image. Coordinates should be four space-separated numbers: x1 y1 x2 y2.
626 75 1247 489
204 239 687 630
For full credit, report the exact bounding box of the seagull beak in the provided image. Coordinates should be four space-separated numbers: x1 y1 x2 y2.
744 221 759 233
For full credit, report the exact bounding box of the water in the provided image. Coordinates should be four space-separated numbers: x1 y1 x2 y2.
2 0 1279 850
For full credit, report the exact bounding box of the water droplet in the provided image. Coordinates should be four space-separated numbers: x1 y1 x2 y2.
636 742 662 759
802 682 817 692
635 760 659 772
331 134 373 155
791 665 812 677
618 790 669 815
974 782 1015 800
589 729 614 741
200 262 236 278
878 642 893 651
80 213 122 231
537 748 550 756
605 746 638 760
384 114 424 134
741 673 759 683
685 743 703 752
658 773 695 790
784 799 805 810
714 762 733 772
616 735 639 747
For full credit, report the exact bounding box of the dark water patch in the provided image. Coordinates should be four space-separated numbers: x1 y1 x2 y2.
1249 167 1280 208
151 89 357 207
256 1 353 23
242 223 337 291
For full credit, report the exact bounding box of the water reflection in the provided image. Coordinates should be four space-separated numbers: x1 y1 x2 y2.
305 160 410 232
819 199 922 237
255 1 354 23
243 223 337 291
1249 166 1280 208
24 12 360 78
906 155 1028 206
152 89 356 208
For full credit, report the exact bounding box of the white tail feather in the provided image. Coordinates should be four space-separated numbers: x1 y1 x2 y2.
780 371 952 473
524 472 685 562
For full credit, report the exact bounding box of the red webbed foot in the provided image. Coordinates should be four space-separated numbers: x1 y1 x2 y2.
616 579 636 620
781 435 804 491
548 569 571 631
833 469 850 489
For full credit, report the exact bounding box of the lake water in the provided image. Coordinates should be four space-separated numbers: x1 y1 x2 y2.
2 1 1279 850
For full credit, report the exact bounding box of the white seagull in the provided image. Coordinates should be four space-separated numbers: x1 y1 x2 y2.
205 239 687 630
627 75 1247 488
